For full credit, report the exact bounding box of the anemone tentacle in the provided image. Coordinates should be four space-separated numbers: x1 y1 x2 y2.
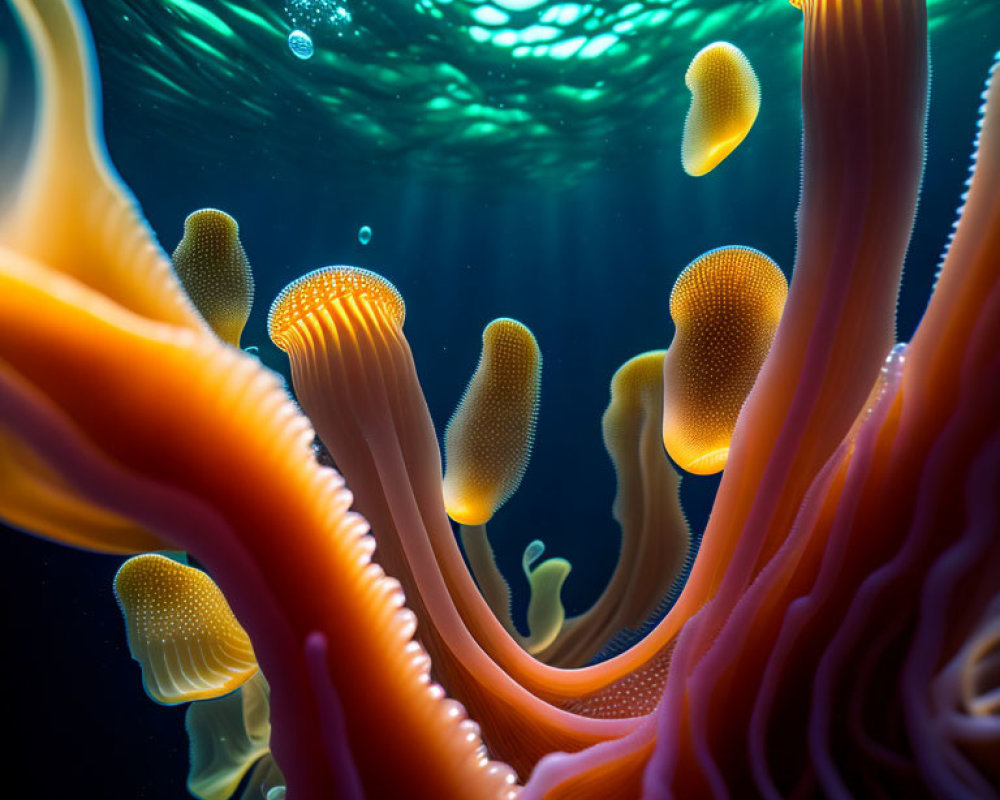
0 0 997 797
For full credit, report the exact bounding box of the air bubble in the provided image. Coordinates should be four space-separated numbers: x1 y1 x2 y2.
288 29 314 60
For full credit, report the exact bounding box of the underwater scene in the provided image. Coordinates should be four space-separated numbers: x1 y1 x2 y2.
1 0 1000 797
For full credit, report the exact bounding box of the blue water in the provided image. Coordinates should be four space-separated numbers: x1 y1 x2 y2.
1 1 998 796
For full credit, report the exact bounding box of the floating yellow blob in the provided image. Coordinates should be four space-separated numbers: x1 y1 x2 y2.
172 209 254 347
681 42 760 176
268 265 405 353
443 318 541 526
662 246 787 475
114 553 258 705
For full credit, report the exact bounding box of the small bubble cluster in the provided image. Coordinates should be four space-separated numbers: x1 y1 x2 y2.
285 0 352 37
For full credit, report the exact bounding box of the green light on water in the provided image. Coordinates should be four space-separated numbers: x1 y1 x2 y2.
492 30 519 47
166 0 235 37
673 9 699 28
221 3 279 38
139 64 192 97
519 24 561 44
472 6 511 26
465 121 500 138
175 28 227 59
578 33 618 59
468 25 491 42
548 35 585 60
493 0 547 11
93 0 978 182
692 7 741 40
539 3 587 26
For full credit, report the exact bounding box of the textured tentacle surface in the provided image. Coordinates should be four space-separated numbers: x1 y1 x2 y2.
0 5 525 797
269 267 638 776
539 351 689 668
1 0 998 798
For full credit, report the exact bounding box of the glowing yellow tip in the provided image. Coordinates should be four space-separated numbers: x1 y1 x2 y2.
662 246 787 475
171 209 254 347
681 42 761 177
607 351 667 418
113 554 258 705
267 265 405 353
443 318 541 526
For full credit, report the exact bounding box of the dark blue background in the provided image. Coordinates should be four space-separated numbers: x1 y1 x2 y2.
1 2 997 796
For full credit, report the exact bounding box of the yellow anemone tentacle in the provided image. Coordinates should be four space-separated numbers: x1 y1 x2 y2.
662 246 787 475
539 351 689 668
114 553 259 704
172 209 254 348
186 672 273 800
443 318 541 526
521 540 571 655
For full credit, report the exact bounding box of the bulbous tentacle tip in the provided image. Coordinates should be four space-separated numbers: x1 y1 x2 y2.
681 448 731 476
443 317 541 526
682 42 760 177
662 246 787 475
268 265 404 353
172 208 254 348
113 553 258 705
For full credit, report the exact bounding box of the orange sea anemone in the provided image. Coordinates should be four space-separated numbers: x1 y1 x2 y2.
0 0 997 797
